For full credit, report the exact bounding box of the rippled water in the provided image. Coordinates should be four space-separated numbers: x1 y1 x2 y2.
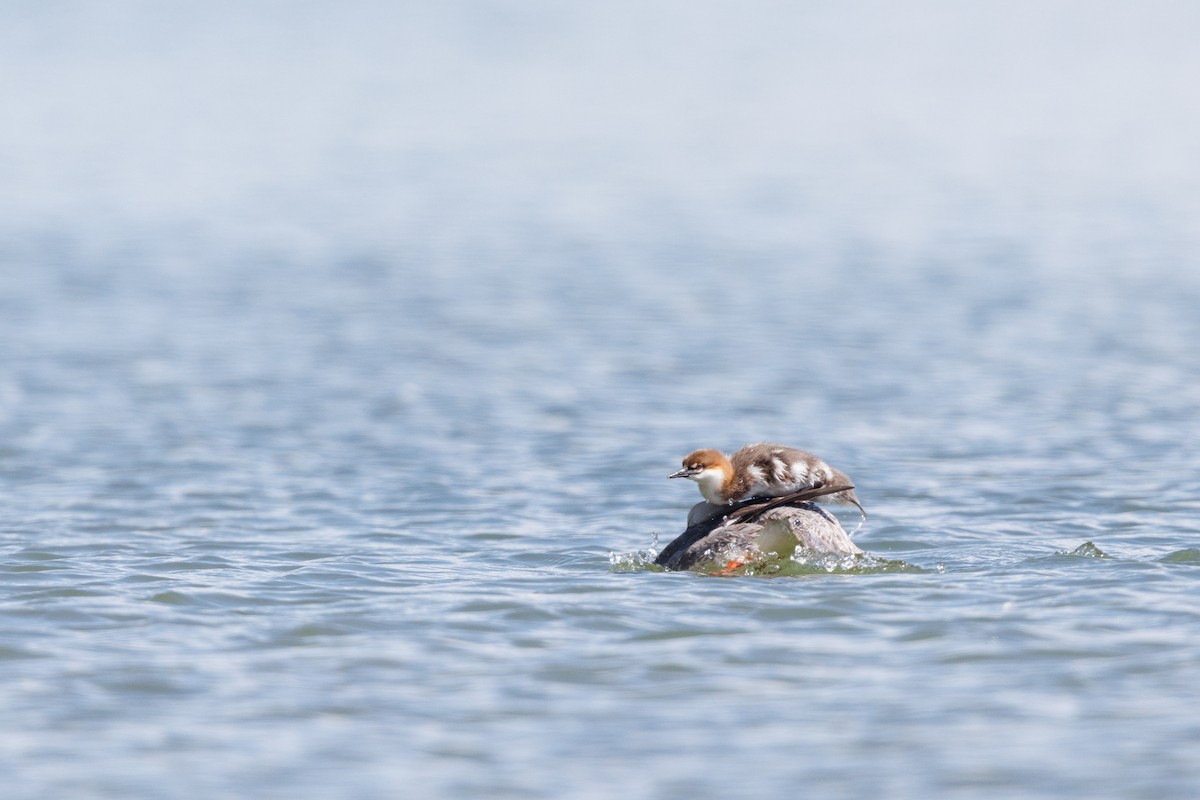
3 2 1200 798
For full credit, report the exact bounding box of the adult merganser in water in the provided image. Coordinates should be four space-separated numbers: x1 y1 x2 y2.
655 485 862 572
668 442 866 518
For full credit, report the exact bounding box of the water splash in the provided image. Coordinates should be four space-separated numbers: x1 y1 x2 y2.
608 546 926 576
608 546 662 572
774 550 928 577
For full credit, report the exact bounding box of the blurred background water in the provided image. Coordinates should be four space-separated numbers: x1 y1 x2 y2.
2 1 1200 797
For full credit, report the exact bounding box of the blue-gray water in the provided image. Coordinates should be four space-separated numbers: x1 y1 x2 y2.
3 2 1200 797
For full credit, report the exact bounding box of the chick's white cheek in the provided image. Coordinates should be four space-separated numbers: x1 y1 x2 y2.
695 468 725 491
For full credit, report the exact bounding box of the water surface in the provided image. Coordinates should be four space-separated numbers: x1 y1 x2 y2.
2 2 1200 798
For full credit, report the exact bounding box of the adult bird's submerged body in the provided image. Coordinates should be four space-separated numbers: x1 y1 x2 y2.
655 485 863 572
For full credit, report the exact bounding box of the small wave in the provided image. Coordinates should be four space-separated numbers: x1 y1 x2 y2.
1058 541 1109 559
1159 548 1200 564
